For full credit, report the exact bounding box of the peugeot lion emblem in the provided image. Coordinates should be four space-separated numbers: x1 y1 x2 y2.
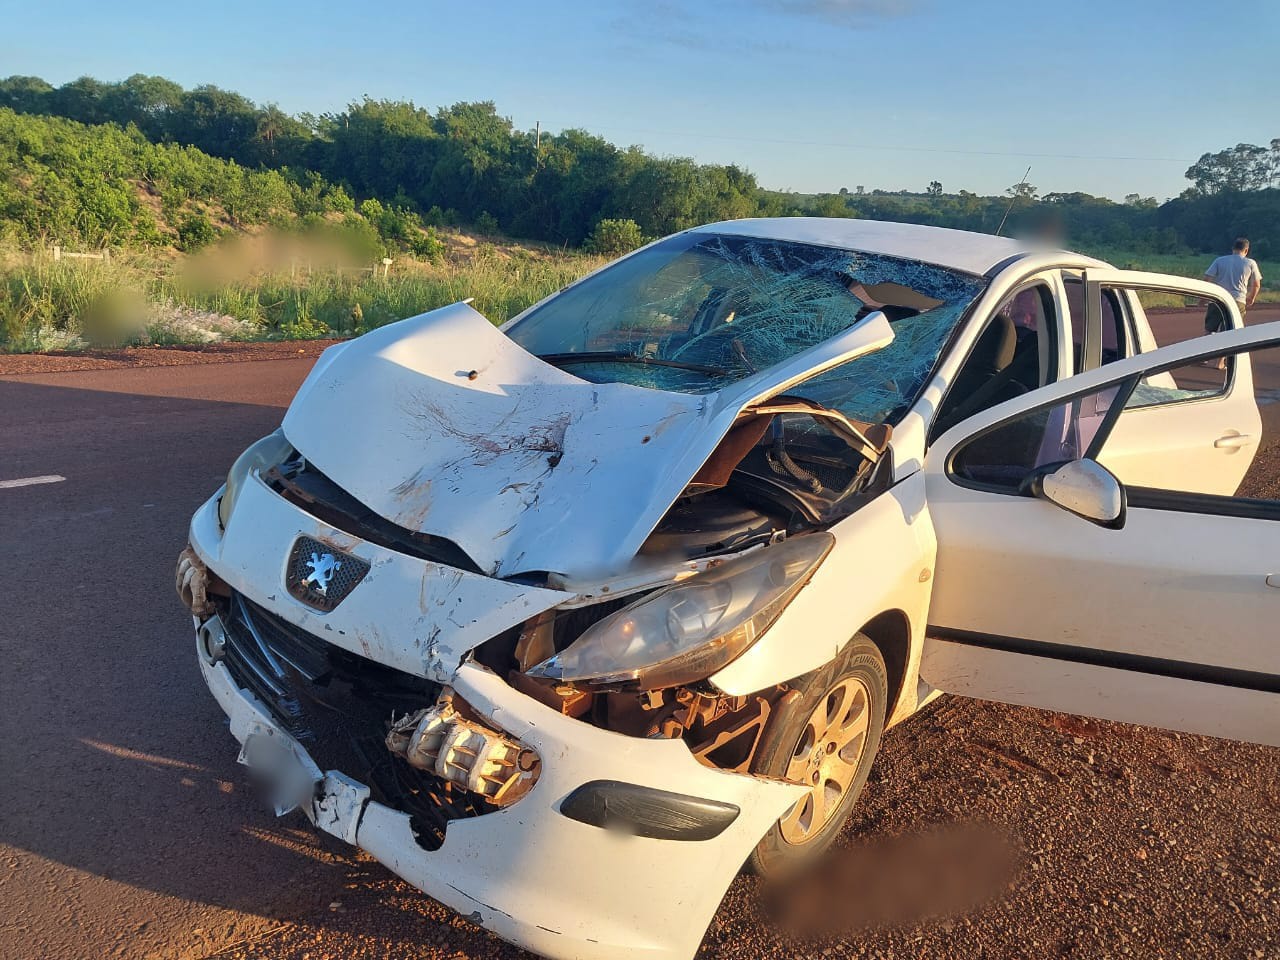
303 551 342 596
286 536 369 611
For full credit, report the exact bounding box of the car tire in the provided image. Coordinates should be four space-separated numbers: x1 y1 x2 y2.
747 634 888 877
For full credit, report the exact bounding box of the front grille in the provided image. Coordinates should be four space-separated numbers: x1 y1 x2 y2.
215 592 489 848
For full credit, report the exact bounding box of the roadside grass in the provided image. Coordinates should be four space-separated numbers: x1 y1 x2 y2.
0 245 605 352
3 240 1275 353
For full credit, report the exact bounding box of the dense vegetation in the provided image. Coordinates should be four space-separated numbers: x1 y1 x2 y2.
0 106 446 258
0 72 1274 352
3 72 1275 259
769 178 1280 261
0 74 760 247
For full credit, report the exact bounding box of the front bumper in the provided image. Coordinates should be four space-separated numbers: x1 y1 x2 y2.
198 635 799 959
190 489 802 960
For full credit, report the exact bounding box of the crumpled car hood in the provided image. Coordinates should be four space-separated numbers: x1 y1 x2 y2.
282 302 891 580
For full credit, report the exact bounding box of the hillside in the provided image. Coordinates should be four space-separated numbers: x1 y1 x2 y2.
0 76 1274 353
0 107 447 259
2 73 1275 259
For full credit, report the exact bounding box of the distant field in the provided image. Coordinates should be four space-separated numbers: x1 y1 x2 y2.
1084 248 1278 300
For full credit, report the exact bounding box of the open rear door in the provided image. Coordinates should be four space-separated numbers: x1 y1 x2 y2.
920 322 1280 746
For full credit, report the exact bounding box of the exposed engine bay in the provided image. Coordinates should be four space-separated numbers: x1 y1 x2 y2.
203 390 895 834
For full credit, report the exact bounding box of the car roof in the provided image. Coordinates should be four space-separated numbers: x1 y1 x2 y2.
689 217 1096 277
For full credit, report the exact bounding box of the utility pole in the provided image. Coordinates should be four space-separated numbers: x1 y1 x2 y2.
535 120 541 151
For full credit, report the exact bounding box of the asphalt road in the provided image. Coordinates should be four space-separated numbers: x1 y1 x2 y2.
0 361 343 960
1 311 1278 960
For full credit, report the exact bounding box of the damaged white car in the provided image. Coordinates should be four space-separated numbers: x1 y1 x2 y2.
178 219 1280 960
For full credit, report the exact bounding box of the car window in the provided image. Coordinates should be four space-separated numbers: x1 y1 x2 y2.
505 232 985 397
1124 354 1231 408
949 338 1280 508
1104 343 1280 503
932 282 1057 437
1064 278 1128 372
1067 277 1237 374
1126 286 1234 351
950 384 1122 490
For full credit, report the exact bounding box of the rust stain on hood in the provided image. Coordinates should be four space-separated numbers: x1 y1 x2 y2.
282 301 892 579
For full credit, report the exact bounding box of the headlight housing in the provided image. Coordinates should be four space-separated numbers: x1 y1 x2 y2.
218 428 294 529
527 533 834 690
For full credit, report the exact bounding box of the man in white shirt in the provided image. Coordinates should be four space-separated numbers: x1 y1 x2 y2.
1204 238 1263 329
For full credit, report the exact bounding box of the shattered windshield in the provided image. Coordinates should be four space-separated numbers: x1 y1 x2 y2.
786 296 979 424
505 232 986 412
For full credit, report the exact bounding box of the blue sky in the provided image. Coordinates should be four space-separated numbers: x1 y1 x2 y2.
2 0 1275 200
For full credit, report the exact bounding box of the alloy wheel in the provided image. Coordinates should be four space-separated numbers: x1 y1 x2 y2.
779 676 872 845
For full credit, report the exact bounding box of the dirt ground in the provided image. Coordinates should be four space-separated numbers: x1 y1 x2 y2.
0 339 342 375
186 697 1280 960
1 308 1277 960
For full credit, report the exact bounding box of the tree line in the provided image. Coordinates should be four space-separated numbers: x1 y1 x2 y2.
0 73 1275 258
0 74 760 247
0 107 449 258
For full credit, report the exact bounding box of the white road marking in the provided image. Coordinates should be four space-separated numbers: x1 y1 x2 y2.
0 474 66 489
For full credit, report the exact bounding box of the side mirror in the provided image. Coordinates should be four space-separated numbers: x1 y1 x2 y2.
1029 459 1126 529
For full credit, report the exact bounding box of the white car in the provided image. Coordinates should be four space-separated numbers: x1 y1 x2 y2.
178 219 1280 960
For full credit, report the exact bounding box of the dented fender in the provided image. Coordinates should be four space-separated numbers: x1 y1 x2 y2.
709 471 937 726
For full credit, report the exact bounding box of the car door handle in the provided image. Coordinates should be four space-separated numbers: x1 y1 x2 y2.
1214 433 1253 450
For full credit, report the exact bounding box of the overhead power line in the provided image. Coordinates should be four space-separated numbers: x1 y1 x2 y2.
535 119 1190 164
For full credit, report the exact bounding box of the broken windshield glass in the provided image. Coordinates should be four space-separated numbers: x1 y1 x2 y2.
787 297 981 425
505 232 986 396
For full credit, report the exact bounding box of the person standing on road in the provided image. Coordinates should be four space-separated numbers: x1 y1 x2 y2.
1204 238 1263 332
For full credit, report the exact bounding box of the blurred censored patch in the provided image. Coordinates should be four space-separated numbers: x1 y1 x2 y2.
760 821 1020 938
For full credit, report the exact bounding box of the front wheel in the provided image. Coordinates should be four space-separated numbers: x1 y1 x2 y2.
748 635 887 877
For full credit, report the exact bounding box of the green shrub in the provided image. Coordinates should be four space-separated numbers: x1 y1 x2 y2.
176 213 218 251
336 215 386 262
321 184 355 214
131 211 168 247
408 227 445 262
585 218 644 255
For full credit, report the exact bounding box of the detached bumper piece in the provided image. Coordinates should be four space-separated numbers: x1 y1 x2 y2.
176 546 216 617
560 780 740 841
210 591 492 849
386 694 540 806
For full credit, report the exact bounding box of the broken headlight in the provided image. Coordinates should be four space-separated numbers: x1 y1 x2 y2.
528 533 834 690
218 428 294 529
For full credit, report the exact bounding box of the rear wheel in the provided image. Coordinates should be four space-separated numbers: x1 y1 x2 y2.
748 635 887 876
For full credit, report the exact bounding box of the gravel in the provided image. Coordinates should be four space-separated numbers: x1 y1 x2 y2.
205 700 1280 960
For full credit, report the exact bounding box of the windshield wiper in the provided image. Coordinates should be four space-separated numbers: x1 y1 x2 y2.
537 351 730 376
